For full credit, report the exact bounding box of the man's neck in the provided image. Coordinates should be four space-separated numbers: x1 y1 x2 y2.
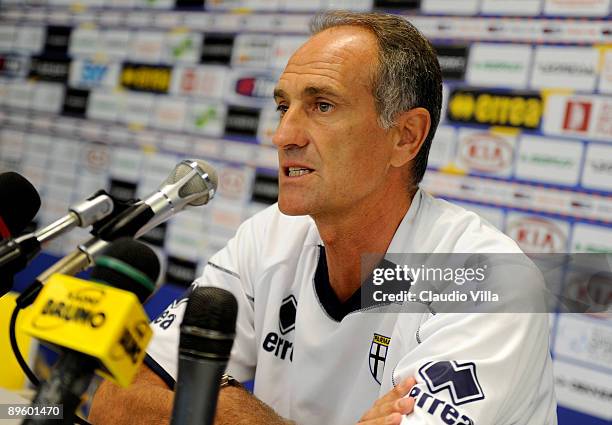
313 188 416 303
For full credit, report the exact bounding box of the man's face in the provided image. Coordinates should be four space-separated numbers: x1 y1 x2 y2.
273 26 397 220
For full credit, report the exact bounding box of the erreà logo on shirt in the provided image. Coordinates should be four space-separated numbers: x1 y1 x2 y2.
262 295 296 362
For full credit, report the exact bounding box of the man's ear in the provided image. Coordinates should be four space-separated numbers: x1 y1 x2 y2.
390 107 431 168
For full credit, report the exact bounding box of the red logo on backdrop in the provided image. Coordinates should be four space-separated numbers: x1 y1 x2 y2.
219 169 246 199
180 68 197 92
236 78 256 96
234 76 275 99
459 133 513 173
562 100 592 132
507 217 567 253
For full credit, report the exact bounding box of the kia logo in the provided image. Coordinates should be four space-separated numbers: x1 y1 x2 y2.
507 217 567 253
459 133 513 172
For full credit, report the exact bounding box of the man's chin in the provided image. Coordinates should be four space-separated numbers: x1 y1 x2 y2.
278 198 311 217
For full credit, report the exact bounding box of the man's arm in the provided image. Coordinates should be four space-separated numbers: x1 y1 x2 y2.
89 364 293 425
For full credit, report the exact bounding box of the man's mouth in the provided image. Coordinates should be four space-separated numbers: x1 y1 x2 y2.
286 167 313 177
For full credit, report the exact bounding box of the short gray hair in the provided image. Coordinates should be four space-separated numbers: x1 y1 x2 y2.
310 11 442 186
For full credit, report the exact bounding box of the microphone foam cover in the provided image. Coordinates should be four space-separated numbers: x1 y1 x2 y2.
91 237 160 303
167 160 218 206
0 172 41 235
180 287 238 358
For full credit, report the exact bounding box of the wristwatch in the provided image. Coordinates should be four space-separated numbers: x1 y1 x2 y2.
220 373 242 389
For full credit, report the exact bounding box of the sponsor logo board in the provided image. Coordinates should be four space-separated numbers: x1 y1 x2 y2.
427 125 456 169
466 43 532 89
61 87 90 118
572 223 612 253
531 46 598 92
0 54 30 78
515 135 583 186
251 171 278 205
455 129 515 177
164 31 202 63
165 256 197 287
216 164 253 201
554 361 612 420
29 56 70 83
224 105 260 137
13 26 45 53
543 94 612 143
581 143 612 192
184 101 226 137
271 36 308 70
102 30 131 59
480 0 542 15
44 26 72 56
434 44 469 81
231 34 273 68
200 33 235 64
257 105 280 146
506 212 569 253
121 92 155 127
68 27 100 58
447 88 543 130
598 48 612 94
153 97 187 131
120 63 172 94
31 82 65 114
169 65 227 99
129 31 165 63
0 25 16 51
226 70 277 108
374 0 420 7
544 0 611 17
69 59 120 88
421 0 480 14
554 315 612 375
86 89 123 122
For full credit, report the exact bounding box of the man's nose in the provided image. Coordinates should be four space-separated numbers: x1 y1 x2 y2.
272 106 309 150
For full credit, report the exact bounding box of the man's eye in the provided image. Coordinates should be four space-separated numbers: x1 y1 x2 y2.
276 105 288 115
317 102 333 113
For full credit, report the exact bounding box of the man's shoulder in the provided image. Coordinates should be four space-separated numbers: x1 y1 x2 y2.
417 191 521 253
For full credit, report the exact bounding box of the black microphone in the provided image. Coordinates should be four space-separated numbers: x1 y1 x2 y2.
171 287 238 425
0 192 114 297
23 238 160 425
0 171 41 239
15 159 217 309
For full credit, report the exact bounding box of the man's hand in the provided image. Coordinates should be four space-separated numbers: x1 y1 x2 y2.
358 378 416 425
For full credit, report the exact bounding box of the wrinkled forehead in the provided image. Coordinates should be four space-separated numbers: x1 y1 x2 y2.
277 26 378 95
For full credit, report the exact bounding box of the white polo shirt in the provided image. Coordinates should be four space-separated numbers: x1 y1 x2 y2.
146 189 557 425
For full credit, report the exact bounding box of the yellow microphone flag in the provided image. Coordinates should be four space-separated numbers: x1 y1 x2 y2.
21 274 152 387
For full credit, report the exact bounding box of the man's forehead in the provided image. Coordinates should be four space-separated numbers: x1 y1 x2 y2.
276 26 377 96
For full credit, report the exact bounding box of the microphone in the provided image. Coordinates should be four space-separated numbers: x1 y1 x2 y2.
0 171 41 239
96 159 218 241
171 286 238 425
0 192 114 296
20 238 160 425
15 159 217 309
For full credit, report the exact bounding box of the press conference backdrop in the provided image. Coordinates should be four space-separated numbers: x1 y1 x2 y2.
0 0 610 423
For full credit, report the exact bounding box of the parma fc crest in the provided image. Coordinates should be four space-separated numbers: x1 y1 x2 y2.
369 333 391 384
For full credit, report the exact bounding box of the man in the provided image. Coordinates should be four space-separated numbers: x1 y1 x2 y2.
90 11 556 425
